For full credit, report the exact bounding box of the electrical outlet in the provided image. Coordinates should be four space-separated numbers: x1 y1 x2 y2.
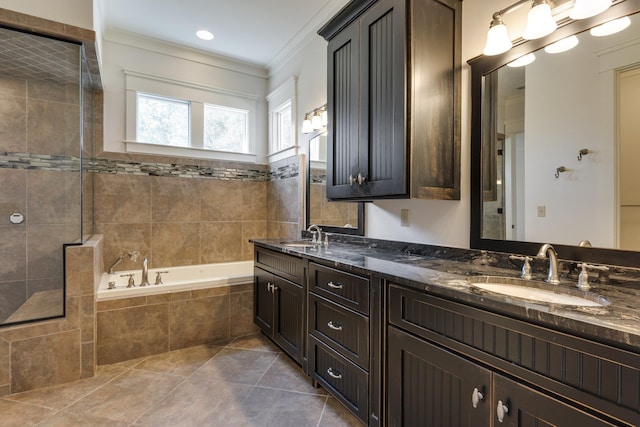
537 206 546 217
401 209 410 227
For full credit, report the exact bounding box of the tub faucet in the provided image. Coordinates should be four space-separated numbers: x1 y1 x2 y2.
140 258 151 287
108 250 140 274
307 224 322 244
536 244 560 285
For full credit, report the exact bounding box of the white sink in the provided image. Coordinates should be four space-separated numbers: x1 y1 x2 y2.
470 277 609 307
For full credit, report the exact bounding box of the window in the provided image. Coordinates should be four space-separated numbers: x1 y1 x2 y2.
125 71 258 162
267 76 297 161
137 94 190 147
204 104 248 153
272 100 293 153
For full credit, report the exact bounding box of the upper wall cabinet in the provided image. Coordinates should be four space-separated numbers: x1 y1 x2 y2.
319 0 462 200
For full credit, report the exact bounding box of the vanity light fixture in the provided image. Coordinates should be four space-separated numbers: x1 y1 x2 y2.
301 104 327 134
196 29 214 41
590 16 631 36
544 35 579 53
507 53 536 67
570 0 611 20
483 0 613 56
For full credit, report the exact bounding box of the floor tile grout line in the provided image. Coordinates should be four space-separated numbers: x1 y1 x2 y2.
129 375 190 426
317 395 331 427
250 384 328 398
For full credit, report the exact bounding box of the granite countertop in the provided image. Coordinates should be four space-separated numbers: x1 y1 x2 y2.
251 237 640 352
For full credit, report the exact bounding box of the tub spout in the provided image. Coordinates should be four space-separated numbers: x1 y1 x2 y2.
140 258 151 287
108 250 140 274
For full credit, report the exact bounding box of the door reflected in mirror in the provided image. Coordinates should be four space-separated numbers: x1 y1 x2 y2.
308 132 363 233
481 11 640 250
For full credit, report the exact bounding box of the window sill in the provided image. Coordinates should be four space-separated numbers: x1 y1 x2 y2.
125 141 257 163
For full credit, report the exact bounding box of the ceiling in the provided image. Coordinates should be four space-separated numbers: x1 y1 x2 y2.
102 0 350 68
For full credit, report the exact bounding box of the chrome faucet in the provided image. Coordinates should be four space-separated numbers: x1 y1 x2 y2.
307 224 323 244
140 257 151 287
108 250 140 274
536 244 560 285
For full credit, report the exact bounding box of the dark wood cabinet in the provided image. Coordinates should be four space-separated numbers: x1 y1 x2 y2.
320 0 462 200
254 248 305 365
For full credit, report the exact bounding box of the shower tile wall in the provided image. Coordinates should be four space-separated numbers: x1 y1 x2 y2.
92 154 303 271
0 76 82 323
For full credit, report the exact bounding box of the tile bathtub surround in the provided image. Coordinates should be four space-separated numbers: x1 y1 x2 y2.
0 235 102 396
1 334 363 426
267 155 304 241
96 283 258 365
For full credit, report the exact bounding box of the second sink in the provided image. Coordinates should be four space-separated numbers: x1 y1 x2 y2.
469 276 609 307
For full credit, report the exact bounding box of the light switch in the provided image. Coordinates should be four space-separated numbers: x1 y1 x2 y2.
401 209 410 227
537 206 546 217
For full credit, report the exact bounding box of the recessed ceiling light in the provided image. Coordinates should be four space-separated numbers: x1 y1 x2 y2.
196 30 214 41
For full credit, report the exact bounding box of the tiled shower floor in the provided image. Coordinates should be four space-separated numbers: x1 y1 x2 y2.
0 334 364 426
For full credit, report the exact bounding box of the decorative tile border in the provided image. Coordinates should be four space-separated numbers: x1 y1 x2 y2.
0 152 300 182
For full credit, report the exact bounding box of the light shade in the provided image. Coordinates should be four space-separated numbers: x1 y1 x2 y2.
311 111 323 130
523 0 557 40
483 17 512 56
570 0 611 20
590 16 631 37
507 53 536 67
321 109 328 127
544 35 579 54
301 115 313 133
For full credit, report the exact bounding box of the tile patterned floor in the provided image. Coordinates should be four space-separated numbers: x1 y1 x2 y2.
1 334 364 426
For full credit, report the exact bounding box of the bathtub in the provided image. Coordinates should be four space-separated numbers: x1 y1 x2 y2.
97 260 254 301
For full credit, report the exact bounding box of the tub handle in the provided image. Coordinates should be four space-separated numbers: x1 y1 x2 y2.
154 271 169 285
120 273 135 288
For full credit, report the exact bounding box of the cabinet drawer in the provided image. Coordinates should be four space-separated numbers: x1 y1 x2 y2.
255 247 304 284
309 294 369 369
309 335 369 423
309 262 369 315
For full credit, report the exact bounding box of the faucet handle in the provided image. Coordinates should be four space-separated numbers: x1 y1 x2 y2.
120 273 135 288
154 271 169 285
509 255 533 280
577 263 609 291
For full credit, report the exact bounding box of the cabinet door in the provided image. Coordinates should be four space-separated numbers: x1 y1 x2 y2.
493 374 618 427
327 20 360 199
359 0 407 198
272 275 304 364
387 326 492 427
254 267 274 335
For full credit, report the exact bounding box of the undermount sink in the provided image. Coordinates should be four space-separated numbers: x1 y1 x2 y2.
279 240 319 248
469 276 610 307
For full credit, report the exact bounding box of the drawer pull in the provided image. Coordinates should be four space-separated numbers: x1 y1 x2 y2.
327 281 343 290
327 367 343 380
496 400 509 423
472 387 484 408
327 321 343 331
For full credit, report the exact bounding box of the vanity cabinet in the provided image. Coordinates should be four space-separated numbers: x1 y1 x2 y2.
387 284 640 426
319 0 462 200
308 262 376 424
254 248 305 365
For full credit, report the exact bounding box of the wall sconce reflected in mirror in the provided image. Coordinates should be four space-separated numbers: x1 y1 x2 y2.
577 148 590 161
555 166 567 178
301 104 327 134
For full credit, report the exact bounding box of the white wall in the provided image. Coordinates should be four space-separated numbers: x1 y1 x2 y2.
102 31 269 163
0 0 94 29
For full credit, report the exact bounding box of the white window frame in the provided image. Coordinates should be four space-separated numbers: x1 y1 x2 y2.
267 76 298 163
124 70 258 162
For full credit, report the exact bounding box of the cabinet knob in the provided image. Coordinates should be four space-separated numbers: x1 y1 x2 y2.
471 387 484 408
327 320 343 331
327 367 343 380
357 173 366 185
327 281 343 290
496 400 509 423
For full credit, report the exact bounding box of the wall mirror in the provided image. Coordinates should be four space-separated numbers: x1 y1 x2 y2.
306 131 364 235
470 0 640 267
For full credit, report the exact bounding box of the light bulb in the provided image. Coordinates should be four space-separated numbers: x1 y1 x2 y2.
483 16 512 56
570 0 611 20
523 0 557 40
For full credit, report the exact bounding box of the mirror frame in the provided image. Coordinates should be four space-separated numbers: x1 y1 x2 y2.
306 130 365 236
469 0 640 267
